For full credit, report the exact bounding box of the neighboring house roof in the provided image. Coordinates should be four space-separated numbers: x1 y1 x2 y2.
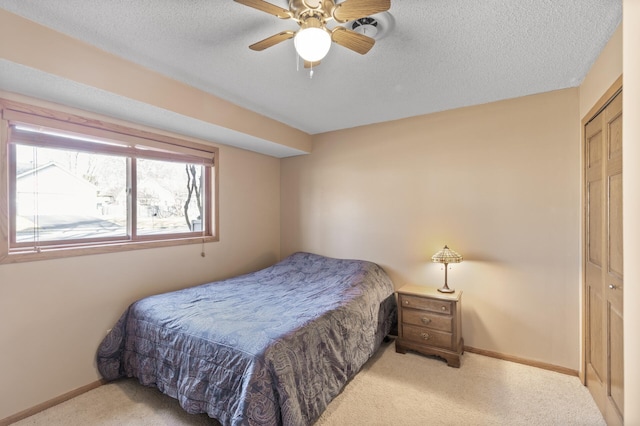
16 161 98 191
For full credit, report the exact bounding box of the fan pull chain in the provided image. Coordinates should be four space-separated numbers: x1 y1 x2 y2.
294 50 314 78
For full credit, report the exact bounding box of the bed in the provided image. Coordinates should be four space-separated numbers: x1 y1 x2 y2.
97 252 397 426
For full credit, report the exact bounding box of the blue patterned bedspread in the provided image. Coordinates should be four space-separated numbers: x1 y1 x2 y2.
97 252 396 425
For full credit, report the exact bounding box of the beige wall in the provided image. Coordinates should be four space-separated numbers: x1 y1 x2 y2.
0 9 311 154
282 88 581 369
0 96 282 420
623 0 640 423
579 25 622 118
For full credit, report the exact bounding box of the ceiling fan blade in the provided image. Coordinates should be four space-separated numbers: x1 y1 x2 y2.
332 0 391 22
304 60 321 68
249 31 296 51
331 27 375 55
234 0 292 19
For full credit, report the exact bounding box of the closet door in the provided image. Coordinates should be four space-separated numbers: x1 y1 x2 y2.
584 89 623 426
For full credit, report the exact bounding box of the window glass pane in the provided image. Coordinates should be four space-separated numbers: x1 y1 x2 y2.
15 145 128 243
137 159 204 235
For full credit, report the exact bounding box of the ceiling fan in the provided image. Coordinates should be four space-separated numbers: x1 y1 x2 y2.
234 0 391 67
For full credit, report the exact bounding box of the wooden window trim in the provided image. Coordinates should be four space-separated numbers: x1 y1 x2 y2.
2 101 217 161
0 98 219 264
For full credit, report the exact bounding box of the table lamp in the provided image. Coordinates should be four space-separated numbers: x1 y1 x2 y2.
431 245 463 293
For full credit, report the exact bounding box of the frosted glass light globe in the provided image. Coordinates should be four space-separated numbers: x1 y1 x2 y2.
294 27 331 62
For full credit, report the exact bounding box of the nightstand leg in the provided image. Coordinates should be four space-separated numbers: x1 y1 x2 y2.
445 356 461 368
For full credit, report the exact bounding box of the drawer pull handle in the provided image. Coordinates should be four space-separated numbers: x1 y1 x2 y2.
441 306 447 311
420 317 432 325
403 300 410 305
420 332 430 340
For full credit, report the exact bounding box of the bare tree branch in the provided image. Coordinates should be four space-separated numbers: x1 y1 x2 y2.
184 165 193 229
183 164 204 231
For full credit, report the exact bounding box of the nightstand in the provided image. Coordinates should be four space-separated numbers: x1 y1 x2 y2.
395 284 463 367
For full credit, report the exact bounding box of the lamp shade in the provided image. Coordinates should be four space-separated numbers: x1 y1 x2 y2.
294 27 331 62
431 245 463 264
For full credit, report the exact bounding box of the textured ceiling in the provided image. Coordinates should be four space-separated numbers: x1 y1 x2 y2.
0 1 622 142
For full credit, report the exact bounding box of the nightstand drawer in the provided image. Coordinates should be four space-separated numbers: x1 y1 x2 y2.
403 309 453 332
399 294 452 314
403 324 453 350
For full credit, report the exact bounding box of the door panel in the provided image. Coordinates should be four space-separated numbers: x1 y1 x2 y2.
609 174 623 278
585 104 606 412
584 88 623 426
588 287 604 382
609 304 624 415
587 180 602 266
605 92 623 423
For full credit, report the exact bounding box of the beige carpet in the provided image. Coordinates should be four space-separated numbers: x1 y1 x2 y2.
13 340 605 426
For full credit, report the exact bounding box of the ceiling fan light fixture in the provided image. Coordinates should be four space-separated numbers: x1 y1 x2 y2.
294 27 331 62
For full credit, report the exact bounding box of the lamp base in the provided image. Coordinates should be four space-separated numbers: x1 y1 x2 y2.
438 286 455 293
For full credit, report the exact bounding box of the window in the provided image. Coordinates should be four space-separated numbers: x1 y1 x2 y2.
1 99 218 263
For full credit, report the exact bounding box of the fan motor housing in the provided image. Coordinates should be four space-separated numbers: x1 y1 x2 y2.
289 0 335 22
